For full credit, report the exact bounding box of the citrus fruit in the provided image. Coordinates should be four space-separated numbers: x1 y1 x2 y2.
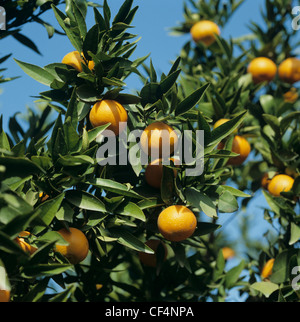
89 99 128 136
0 290 10 302
283 88 298 103
138 239 168 267
140 122 178 158
55 227 89 265
261 173 272 190
218 135 251 166
145 157 180 189
267 174 294 197
247 57 277 84
15 231 37 255
62 51 94 72
278 57 300 84
261 258 275 279
157 205 197 242
222 247 235 260
190 20 220 46
213 118 238 134
39 192 49 202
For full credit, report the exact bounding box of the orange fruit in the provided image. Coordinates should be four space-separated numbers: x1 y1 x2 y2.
55 227 89 265
15 231 37 255
278 57 300 84
261 258 275 279
89 99 128 136
247 57 277 84
0 290 10 302
218 135 251 166
213 118 238 134
190 20 220 46
222 247 235 260
145 158 180 189
140 122 178 158
283 88 298 103
261 173 272 190
62 51 94 72
138 239 168 267
157 205 197 242
267 174 294 197
39 192 49 202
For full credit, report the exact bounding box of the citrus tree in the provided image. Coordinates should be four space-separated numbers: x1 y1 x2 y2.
0 0 299 303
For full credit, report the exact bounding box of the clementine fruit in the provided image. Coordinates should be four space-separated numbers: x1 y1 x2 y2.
247 57 277 84
138 239 168 267
89 99 128 136
15 231 37 255
261 258 275 279
0 290 10 302
62 51 94 72
145 158 180 189
55 227 89 265
190 20 220 46
157 205 197 242
283 88 298 103
267 174 294 197
140 122 178 158
213 118 238 134
222 247 235 260
261 173 272 190
218 135 251 166
278 57 300 84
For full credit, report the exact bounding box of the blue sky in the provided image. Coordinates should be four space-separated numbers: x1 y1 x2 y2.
0 0 294 301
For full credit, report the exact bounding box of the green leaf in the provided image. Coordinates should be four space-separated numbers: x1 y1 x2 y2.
193 222 221 237
14 59 55 86
32 193 65 234
213 249 225 281
110 228 153 253
0 156 45 179
185 187 217 218
225 260 245 288
22 264 72 278
218 191 238 213
115 201 145 222
65 190 106 212
113 0 133 24
251 281 279 298
175 83 209 116
289 223 300 245
51 4 82 52
87 178 145 199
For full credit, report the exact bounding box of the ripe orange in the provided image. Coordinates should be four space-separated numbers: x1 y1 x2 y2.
267 174 294 197
283 88 298 103
145 158 180 189
140 122 178 158
261 258 275 279
15 231 37 255
261 173 272 190
138 239 168 267
157 205 197 242
55 227 89 265
218 135 251 166
190 20 220 46
213 118 238 134
89 99 128 136
278 57 300 84
62 51 94 72
247 57 277 84
0 290 10 302
39 192 49 202
222 247 235 260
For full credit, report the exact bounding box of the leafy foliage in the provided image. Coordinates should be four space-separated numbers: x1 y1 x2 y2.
0 0 299 302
